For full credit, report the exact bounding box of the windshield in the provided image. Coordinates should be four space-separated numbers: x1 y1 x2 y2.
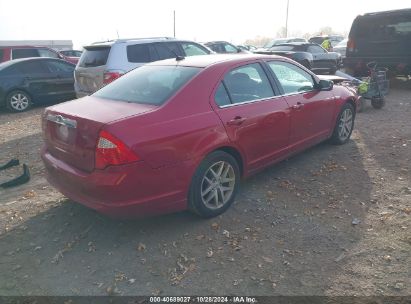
93 65 201 105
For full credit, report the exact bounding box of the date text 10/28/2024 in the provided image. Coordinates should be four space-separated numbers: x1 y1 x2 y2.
149 296 257 303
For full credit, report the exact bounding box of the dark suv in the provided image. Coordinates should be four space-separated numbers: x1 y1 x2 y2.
345 8 411 76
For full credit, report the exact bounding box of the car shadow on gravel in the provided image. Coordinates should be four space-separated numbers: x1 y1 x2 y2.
0 139 373 296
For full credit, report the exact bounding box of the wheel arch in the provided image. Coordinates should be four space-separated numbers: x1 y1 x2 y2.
209 146 245 177
6 88 33 101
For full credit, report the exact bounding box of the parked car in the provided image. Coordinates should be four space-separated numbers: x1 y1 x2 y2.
204 41 250 54
237 45 257 52
60 50 82 64
260 37 307 51
0 58 76 112
255 42 342 74
345 8 411 76
309 35 344 49
75 37 212 98
334 38 348 59
0 45 78 65
42 54 358 218
60 50 83 57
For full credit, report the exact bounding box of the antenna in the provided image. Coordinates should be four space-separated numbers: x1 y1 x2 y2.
173 10 176 38
116 30 120 39
285 0 289 38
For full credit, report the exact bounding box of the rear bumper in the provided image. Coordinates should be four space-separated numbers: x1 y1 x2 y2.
41 149 191 218
345 56 411 75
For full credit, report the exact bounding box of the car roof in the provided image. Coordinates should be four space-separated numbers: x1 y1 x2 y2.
147 54 282 68
0 57 74 70
0 45 55 49
205 41 232 44
362 8 411 17
86 37 179 47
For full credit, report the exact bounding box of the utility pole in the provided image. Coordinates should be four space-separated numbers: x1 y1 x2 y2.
173 10 176 38
285 0 289 37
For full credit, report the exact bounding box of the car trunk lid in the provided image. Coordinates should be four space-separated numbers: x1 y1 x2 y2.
43 96 157 172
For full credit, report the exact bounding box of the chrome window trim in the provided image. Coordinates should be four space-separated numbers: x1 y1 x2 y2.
219 95 282 108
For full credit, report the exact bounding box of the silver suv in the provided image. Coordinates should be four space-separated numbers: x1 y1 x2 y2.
74 37 212 98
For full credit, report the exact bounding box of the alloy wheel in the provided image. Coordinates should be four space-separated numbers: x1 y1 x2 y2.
200 161 236 210
338 108 353 141
9 93 30 111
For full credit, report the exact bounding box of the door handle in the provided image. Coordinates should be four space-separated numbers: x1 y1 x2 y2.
227 116 246 126
292 102 304 110
24 76 32 80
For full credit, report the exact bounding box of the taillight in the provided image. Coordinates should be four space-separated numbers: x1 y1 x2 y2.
103 71 124 84
347 38 355 53
95 130 139 169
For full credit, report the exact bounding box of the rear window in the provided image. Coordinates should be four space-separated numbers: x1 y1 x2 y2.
0 49 4 61
93 65 201 105
309 37 324 44
353 14 411 39
269 45 301 51
12 48 40 59
78 47 110 67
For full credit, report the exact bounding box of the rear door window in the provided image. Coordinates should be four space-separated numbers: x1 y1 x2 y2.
17 61 49 74
127 43 158 63
44 60 75 73
78 47 110 67
154 42 182 60
214 83 231 107
12 48 40 59
223 63 275 104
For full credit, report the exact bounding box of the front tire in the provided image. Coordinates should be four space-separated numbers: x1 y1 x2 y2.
188 151 240 218
6 90 32 112
330 103 355 145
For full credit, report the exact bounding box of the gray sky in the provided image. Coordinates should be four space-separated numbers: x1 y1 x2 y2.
0 0 410 48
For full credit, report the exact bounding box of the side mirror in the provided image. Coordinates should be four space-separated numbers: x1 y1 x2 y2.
318 79 333 91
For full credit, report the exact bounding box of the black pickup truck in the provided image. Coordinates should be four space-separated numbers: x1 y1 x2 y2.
255 42 342 74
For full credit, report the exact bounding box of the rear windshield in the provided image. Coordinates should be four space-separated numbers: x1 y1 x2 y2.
353 14 411 39
78 47 110 67
309 37 324 44
269 45 301 51
93 65 201 105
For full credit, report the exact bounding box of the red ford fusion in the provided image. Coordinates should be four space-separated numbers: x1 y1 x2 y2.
42 54 358 218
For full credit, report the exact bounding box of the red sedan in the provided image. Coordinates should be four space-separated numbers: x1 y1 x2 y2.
42 54 358 218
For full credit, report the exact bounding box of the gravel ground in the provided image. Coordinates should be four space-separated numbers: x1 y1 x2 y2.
0 80 410 296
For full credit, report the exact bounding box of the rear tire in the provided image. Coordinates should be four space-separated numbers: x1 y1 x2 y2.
330 103 355 145
6 90 32 112
371 97 385 109
188 151 240 218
